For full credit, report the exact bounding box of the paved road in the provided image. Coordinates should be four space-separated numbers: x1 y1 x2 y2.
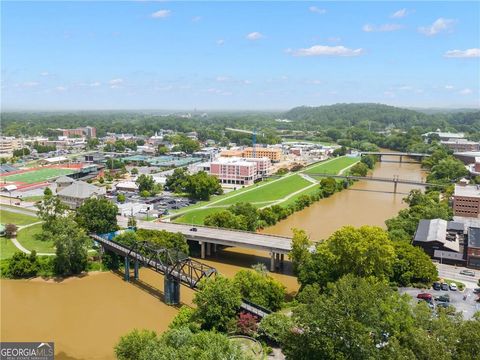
119 217 292 254
436 263 479 289
0 198 36 216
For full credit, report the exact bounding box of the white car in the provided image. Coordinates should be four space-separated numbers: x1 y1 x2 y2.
449 283 458 291
459 269 476 277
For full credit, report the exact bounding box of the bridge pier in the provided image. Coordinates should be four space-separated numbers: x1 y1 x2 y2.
200 241 205 259
270 252 276 272
206 242 211 257
164 275 180 305
393 178 398 194
399 155 402 163
124 257 130 282
134 259 139 280
280 254 284 265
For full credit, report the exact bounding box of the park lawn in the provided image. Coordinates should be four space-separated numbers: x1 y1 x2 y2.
21 195 44 202
169 177 277 215
0 237 21 260
304 156 359 175
3 168 74 184
213 175 312 206
16 223 55 254
173 207 225 225
275 185 320 208
0 210 38 226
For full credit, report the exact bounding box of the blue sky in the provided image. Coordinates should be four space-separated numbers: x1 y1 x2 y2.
1 1 479 110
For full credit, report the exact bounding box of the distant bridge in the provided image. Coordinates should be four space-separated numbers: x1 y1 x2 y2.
360 151 431 163
91 234 271 317
118 217 291 271
308 173 445 193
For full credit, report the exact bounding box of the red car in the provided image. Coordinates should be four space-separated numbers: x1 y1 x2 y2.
417 293 433 301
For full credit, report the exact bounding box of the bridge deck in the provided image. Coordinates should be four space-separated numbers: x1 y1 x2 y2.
360 151 430 157
118 217 292 254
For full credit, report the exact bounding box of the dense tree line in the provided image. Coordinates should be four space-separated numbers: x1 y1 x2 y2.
166 169 223 200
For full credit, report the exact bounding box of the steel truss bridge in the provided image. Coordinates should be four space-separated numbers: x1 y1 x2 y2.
308 173 446 193
91 234 271 318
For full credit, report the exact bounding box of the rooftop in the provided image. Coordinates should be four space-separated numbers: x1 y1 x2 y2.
468 227 480 248
57 181 105 199
454 184 480 198
414 219 460 252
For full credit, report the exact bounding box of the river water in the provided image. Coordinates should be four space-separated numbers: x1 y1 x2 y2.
0 155 424 360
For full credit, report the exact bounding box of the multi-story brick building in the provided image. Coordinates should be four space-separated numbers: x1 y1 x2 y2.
467 227 480 268
243 147 282 162
58 126 97 138
453 182 480 218
441 139 480 152
210 158 257 186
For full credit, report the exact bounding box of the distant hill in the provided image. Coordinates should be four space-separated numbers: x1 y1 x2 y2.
283 103 480 131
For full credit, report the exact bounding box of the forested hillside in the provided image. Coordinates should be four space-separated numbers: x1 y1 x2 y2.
283 103 480 132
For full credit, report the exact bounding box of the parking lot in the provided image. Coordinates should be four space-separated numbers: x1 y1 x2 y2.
400 286 480 319
109 190 196 218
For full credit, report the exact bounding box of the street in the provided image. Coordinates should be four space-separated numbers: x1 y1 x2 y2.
436 263 479 289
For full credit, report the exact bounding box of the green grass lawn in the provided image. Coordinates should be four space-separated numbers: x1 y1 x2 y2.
275 185 319 208
2 168 74 184
0 210 38 226
213 174 311 206
304 156 359 175
173 207 225 225
21 195 44 202
16 223 55 254
0 237 21 260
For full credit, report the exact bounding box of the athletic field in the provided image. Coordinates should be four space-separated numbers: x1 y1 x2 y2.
2 167 75 184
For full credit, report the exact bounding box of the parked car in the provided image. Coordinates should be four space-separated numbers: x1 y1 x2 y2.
190 227 197 232
436 302 452 309
473 288 480 294
432 282 441 291
441 283 449 291
435 294 450 303
449 283 458 291
459 269 476 277
417 293 433 301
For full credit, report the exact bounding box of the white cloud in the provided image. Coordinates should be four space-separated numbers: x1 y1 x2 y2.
90 81 101 87
307 79 322 85
384 91 396 98
391 8 408 18
216 39 225 46
55 86 67 92
288 45 364 57
362 23 404 32
444 48 480 58
16 81 39 88
243 80 252 85
151 9 171 19
246 32 264 40
444 85 454 90
40 71 49 76
192 16 202 22
419 18 455 36
215 76 230 82
397 85 413 91
109 78 124 89
309 6 326 14
459 88 473 95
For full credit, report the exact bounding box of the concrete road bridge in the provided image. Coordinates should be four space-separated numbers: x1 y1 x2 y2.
360 151 431 163
118 217 291 272
308 173 445 193
91 233 271 318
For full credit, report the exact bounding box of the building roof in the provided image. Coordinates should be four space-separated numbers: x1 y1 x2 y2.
55 175 75 184
454 184 480 198
468 227 480 249
44 156 68 163
57 181 105 199
447 221 465 232
414 219 460 252
115 181 138 190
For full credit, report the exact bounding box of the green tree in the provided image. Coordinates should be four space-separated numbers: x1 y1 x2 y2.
157 145 169 155
6 251 40 278
427 157 469 184
43 187 53 197
193 276 242 331
296 226 396 288
36 194 68 233
135 174 160 195
76 197 118 234
319 177 337 197
130 167 138 175
204 210 247 230
165 168 189 193
184 171 222 201
52 216 90 275
117 193 126 203
392 242 438 286
289 228 312 275
115 329 158 360
228 202 259 231
233 269 286 311
350 162 369 176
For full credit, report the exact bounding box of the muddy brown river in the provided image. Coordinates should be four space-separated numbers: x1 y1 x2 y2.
1 155 424 359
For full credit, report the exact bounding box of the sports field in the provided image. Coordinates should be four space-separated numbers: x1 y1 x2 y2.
2 167 74 184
